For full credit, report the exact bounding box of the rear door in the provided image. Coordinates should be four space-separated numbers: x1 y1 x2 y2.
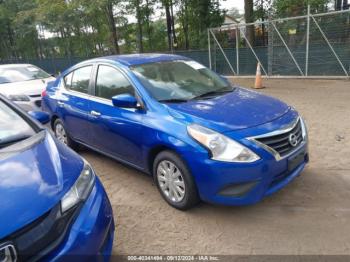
58 65 93 144
88 64 144 167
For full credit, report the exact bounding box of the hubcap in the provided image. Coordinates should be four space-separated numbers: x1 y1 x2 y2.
157 160 186 203
55 123 67 145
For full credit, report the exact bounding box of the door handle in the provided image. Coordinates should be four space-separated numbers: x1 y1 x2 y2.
57 101 65 107
90 110 101 117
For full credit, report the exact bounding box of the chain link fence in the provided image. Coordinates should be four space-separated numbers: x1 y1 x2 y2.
207 7 350 77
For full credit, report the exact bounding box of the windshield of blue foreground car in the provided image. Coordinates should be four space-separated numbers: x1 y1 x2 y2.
130 60 233 102
0 65 51 84
0 101 36 149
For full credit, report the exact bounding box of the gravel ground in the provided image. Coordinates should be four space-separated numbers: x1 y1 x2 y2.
80 78 350 255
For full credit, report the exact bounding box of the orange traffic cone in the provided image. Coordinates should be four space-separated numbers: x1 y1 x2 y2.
254 63 264 89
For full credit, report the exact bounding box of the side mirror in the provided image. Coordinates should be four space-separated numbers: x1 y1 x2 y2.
28 111 50 125
112 94 138 108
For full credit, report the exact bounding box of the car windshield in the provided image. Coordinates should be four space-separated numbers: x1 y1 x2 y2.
130 60 233 102
0 65 50 84
0 101 36 149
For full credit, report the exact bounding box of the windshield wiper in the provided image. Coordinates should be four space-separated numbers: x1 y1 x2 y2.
192 86 235 100
158 98 189 103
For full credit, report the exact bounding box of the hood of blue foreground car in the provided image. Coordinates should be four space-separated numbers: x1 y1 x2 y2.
166 87 290 133
0 130 83 239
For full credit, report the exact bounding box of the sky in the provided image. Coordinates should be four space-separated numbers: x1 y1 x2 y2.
220 0 245 12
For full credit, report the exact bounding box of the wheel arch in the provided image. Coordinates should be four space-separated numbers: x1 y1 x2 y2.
51 114 60 130
147 144 174 175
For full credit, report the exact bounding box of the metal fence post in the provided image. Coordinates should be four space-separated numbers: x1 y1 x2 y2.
267 18 273 76
235 25 240 75
305 5 310 76
208 29 212 69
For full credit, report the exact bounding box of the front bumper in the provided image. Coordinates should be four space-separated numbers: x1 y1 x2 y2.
44 177 114 261
186 141 308 206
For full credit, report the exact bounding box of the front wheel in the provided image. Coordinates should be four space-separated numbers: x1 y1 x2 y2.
53 119 79 150
153 151 200 210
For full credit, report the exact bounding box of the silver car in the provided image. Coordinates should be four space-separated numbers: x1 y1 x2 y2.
0 64 55 111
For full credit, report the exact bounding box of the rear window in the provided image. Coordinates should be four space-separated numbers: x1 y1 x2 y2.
0 101 36 149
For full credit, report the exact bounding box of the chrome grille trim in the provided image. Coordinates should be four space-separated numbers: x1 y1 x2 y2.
248 116 307 161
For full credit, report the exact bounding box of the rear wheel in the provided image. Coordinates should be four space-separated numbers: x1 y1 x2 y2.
53 119 79 150
153 151 199 210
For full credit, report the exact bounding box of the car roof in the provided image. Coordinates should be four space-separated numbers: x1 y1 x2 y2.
0 64 35 69
88 53 190 66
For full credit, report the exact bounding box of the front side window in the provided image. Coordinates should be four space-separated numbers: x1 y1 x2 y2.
0 65 51 84
130 60 232 101
0 101 36 149
64 66 92 94
95 65 134 99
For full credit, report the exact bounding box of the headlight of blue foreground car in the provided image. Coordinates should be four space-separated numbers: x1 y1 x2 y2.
61 160 96 212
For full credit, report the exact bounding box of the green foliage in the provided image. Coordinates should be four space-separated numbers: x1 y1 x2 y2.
273 0 330 17
0 0 226 58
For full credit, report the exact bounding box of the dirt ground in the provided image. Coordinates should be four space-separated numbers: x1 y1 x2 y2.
81 78 350 255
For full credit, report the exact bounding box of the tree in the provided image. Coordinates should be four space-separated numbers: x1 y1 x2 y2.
161 0 173 51
244 0 255 45
273 0 330 16
178 0 190 49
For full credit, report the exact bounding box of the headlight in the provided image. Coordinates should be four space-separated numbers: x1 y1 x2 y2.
300 117 308 142
8 94 30 102
187 124 260 163
61 160 95 213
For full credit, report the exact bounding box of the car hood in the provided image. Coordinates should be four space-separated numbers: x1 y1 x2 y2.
0 130 83 238
0 77 55 96
166 87 290 133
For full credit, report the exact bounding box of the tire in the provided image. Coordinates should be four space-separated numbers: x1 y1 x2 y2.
53 118 79 150
153 150 200 210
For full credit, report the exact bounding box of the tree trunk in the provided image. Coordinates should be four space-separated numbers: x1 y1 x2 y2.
244 0 255 46
136 0 144 53
170 0 177 48
105 0 120 54
145 0 153 51
335 0 342 10
6 22 17 59
164 0 173 51
182 0 189 49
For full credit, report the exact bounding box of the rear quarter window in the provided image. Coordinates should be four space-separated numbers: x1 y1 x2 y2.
64 66 92 94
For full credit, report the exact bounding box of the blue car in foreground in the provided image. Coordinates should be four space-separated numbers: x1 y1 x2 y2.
43 54 309 210
0 96 114 260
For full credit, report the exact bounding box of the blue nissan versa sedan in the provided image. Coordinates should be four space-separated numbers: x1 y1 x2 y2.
42 54 309 210
0 95 114 260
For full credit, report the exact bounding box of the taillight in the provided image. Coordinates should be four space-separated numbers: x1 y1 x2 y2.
41 90 47 97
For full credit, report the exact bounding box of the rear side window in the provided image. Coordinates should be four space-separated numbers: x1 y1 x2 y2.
95 65 134 99
64 66 92 94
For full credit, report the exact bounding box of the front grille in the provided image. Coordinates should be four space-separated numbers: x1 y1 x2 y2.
255 119 303 158
0 203 79 261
